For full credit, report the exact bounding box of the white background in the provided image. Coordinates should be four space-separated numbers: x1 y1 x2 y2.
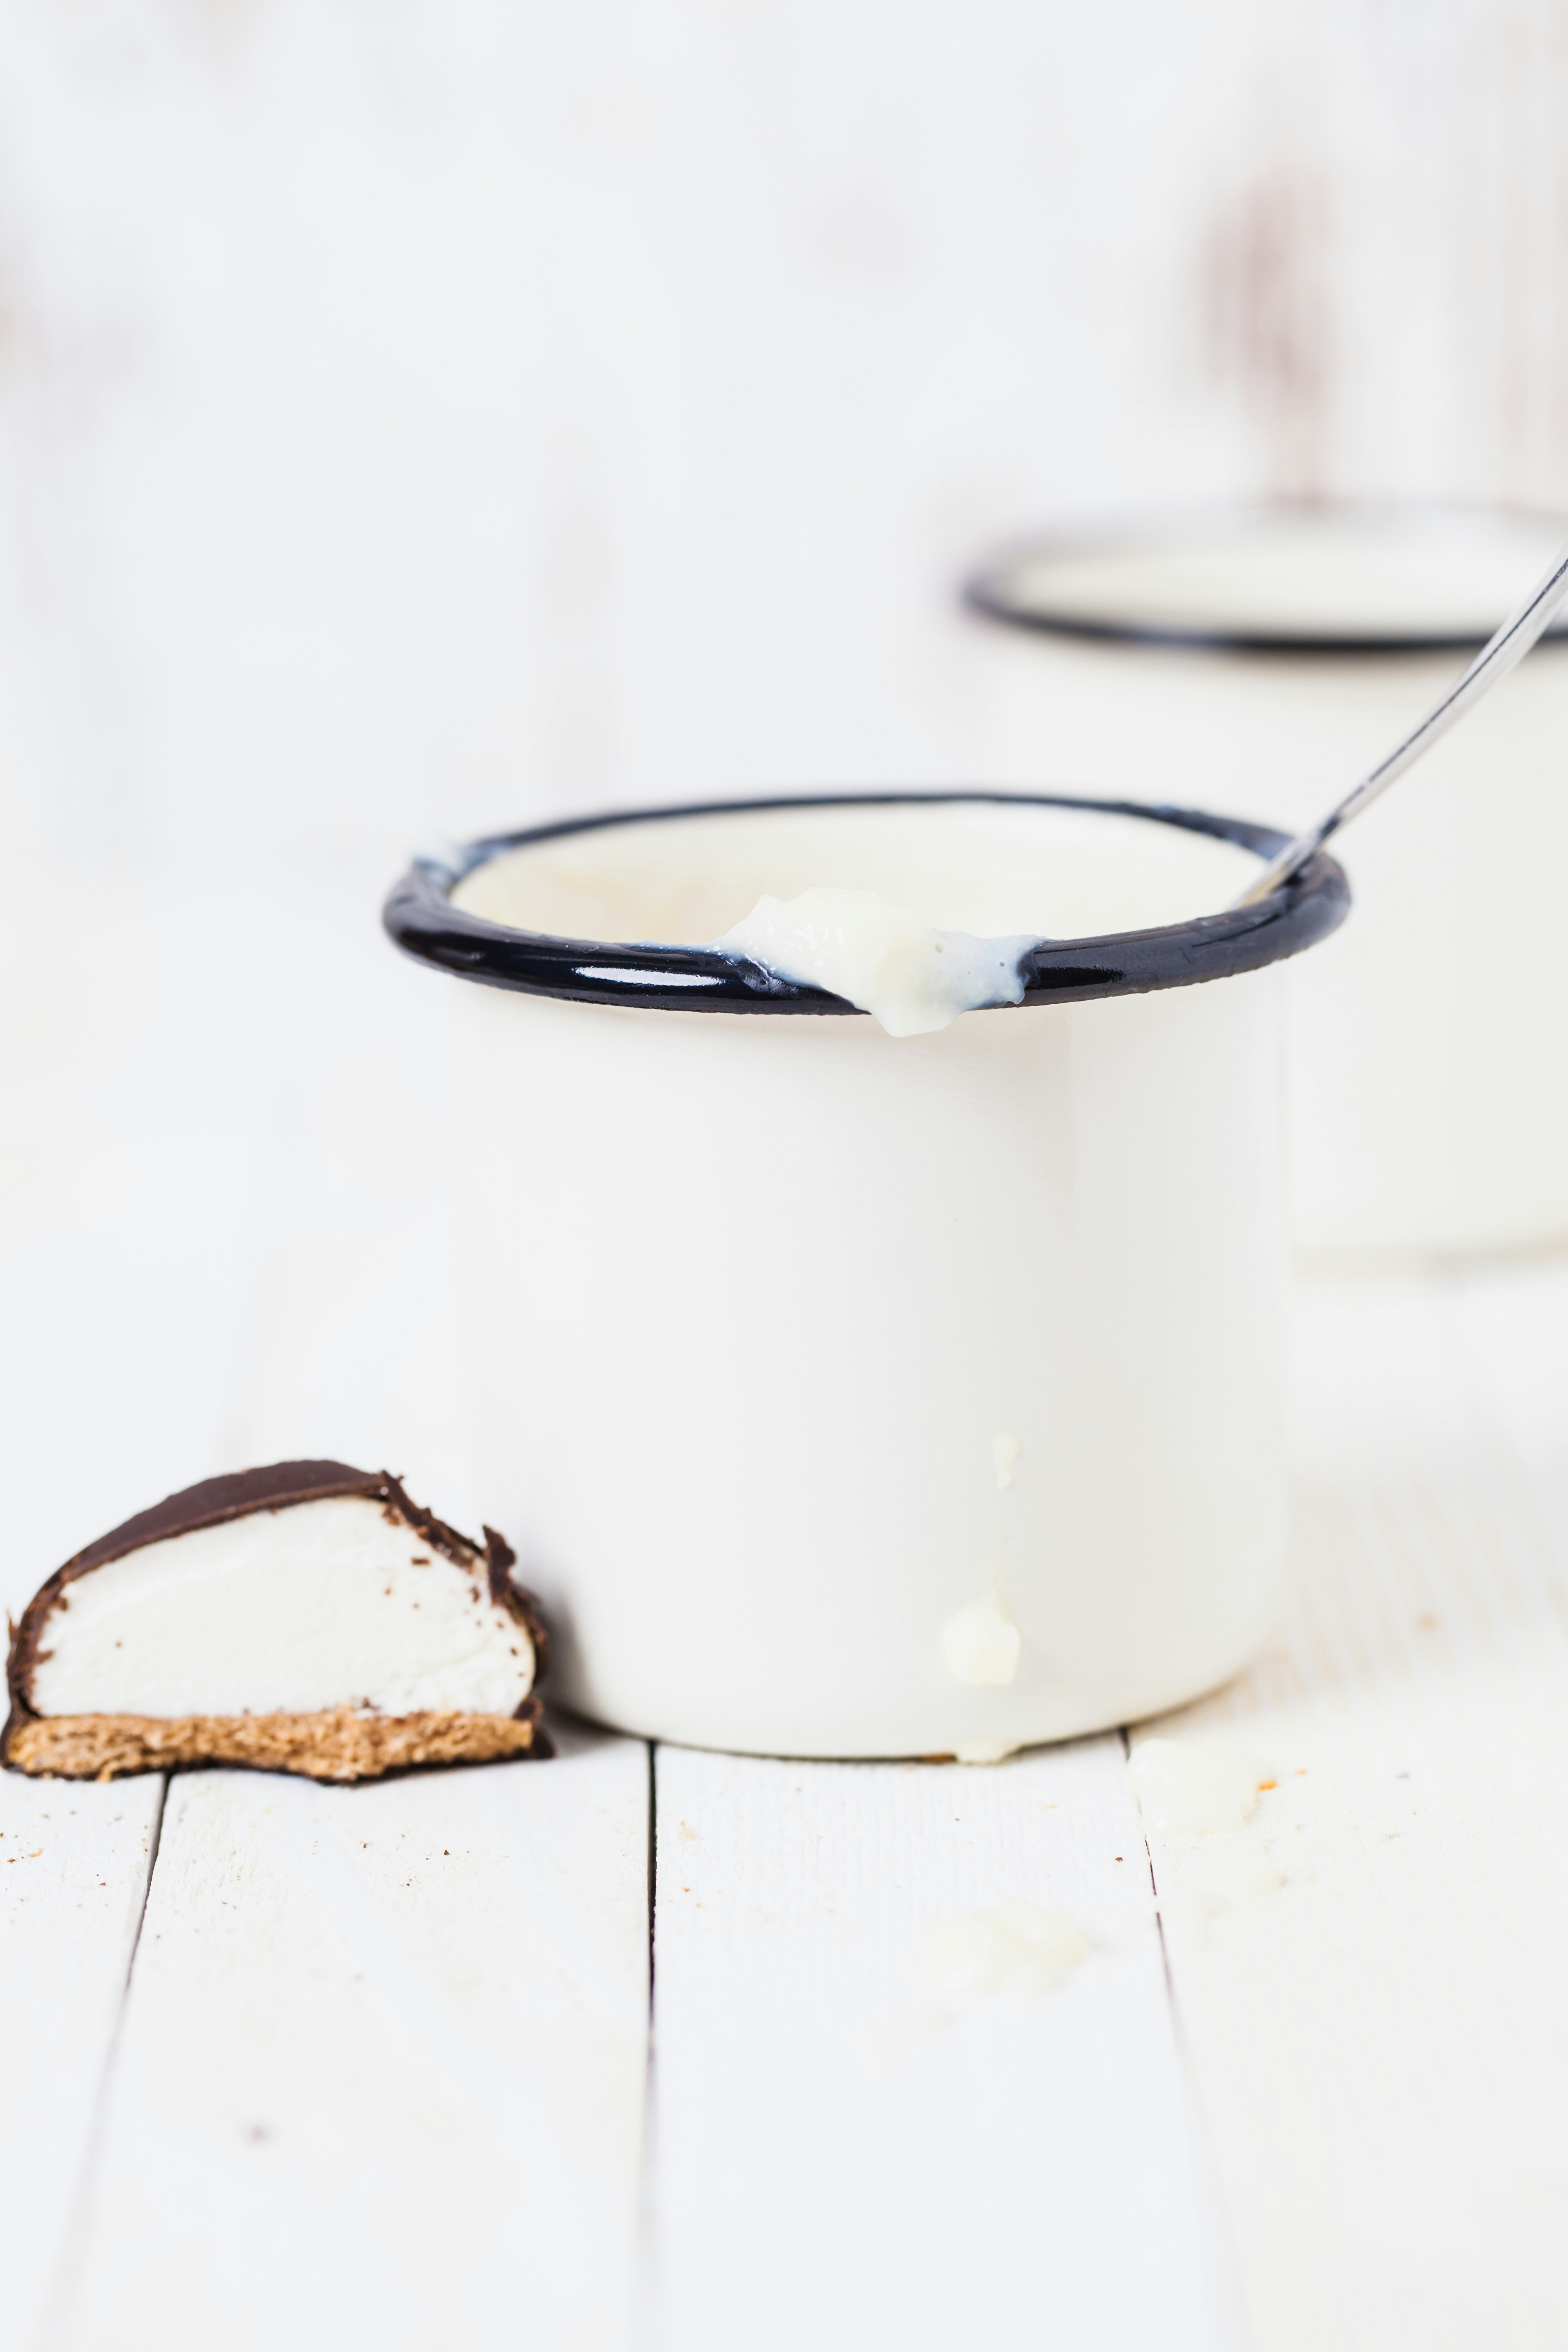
5 0 1568 881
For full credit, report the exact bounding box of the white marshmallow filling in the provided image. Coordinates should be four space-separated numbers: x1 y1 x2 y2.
27 1496 537 1722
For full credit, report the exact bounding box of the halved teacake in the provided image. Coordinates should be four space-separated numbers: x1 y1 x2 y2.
4 1460 551 1782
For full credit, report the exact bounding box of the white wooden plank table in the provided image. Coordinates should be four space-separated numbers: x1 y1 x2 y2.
649 1739 1240 2351
5 864 1568 2350
0 1776 164 2352
1141 1278 1568 2352
56 1732 650 2352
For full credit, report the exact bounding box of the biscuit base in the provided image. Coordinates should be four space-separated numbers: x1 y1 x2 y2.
3 1700 549 1783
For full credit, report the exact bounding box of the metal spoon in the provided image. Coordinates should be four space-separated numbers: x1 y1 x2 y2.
1232 532 1568 907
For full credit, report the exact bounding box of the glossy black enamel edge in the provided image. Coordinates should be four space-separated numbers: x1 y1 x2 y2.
962 500 1568 658
382 791 1349 1016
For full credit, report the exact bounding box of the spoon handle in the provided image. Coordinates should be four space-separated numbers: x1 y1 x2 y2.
1231 535 1568 908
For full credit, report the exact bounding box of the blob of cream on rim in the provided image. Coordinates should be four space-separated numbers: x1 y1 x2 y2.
714 887 1039 1037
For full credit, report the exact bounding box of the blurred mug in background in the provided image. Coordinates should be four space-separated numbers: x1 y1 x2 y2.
966 503 1568 1261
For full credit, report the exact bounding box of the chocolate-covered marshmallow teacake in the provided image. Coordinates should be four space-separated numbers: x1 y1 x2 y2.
3 1461 550 1782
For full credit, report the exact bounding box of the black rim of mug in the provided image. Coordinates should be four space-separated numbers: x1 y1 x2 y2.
383 790 1349 1017
962 499 1568 658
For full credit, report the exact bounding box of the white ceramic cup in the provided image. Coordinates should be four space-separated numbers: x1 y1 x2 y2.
386 792 1346 1758
966 503 1568 1261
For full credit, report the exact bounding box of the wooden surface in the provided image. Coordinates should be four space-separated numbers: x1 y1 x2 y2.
0 1775 164 2352
1143 1278 1568 2352
650 1741 1237 2352
57 1733 650 2352
5 867 1568 2347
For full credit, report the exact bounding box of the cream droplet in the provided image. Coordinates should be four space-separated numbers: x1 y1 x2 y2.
992 1432 1019 1491
954 1738 1020 1766
940 1593 1021 1686
1128 1738 1275 1834
913 1901 1090 1998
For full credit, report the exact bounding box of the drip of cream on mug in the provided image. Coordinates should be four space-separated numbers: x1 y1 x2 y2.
713 887 1041 1037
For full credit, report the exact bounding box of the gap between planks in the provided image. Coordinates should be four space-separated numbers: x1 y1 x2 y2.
0 1773 167 2352
35 1777 169 2352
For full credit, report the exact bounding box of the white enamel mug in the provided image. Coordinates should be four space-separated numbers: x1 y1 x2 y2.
386 792 1346 1758
966 503 1568 1261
